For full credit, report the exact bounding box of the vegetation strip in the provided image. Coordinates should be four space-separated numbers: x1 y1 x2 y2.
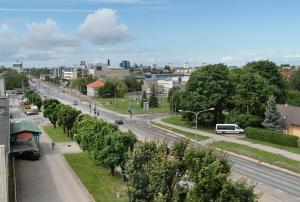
64 153 127 202
151 121 209 141
43 124 73 143
210 141 300 174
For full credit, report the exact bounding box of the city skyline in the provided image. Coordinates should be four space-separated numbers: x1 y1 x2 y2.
1 0 300 67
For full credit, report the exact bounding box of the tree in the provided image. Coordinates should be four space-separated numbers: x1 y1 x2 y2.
181 64 230 123
117 82 128 98
149 85 159 108
262 95 282 130
290 69 300 90
48 104 61 128
72 77 96 94
233 71 272 116
98 81 117 98
43 99 60 117
168 87 182 112
141 90 147 108
124 77 143 92
245 60 286 103
57 105 81 137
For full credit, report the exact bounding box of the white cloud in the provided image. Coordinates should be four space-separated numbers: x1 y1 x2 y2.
77 9 133 45
283 54 300 59
23 18 79 49
0 24 10 38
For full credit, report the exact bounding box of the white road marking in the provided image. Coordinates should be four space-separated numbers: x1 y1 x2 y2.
264 194 282 202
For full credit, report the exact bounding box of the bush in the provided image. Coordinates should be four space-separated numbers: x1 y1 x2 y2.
245 127 299 147
225 112 262 128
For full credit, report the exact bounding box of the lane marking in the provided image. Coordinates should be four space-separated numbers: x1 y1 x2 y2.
264 194 282 202
275 188 283 193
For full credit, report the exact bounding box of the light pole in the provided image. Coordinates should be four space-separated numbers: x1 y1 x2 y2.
178 108 214 141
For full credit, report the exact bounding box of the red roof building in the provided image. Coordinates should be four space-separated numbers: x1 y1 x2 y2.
86 80 105 97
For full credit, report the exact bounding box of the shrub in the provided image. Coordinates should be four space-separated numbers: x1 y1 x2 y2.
245 127 299 147
225 112 262 128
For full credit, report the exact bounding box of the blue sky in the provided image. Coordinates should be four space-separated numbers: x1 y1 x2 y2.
1 0 300 67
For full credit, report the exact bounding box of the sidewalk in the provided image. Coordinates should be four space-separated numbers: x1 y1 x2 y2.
153 117 300 162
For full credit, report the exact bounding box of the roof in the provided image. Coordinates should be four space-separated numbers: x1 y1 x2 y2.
277 104 300 129
10 121 41 135
86 80 105 88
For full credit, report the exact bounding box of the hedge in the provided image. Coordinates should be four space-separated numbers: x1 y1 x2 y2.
245 127 299 147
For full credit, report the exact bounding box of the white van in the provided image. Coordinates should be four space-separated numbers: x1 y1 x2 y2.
215 124 244 134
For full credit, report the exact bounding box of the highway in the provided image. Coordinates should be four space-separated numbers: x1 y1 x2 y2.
33 80 300 202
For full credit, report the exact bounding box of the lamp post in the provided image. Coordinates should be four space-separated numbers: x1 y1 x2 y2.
178 108 214 141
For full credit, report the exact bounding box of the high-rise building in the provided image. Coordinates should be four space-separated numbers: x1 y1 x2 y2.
107 59 111 67
120 60 131 69
12 59 23 73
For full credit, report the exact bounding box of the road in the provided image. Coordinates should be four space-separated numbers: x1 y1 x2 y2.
34 81 300 202
9 95 93 202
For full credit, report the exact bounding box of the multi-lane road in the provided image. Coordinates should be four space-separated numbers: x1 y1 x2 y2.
33 80 300 202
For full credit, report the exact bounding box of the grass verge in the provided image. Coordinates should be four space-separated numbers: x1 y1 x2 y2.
64 153 127 202
151 121 209 141
210 141 300 174
94 96 169 114
242 137 300 155
161 115 215 134
43 124 72 143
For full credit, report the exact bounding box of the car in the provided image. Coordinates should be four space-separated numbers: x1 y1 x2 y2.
215 124 244 134
26 109 38 115
73 100 78 105
115 120 124 125
14 150 40 160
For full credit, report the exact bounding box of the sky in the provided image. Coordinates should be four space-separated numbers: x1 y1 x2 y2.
1 0 300 67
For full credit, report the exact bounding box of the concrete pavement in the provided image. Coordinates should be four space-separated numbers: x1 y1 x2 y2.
153 117 300 162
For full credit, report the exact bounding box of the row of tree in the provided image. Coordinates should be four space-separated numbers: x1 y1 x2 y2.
0 67 29 90
25 90 43 110
169 60 286 128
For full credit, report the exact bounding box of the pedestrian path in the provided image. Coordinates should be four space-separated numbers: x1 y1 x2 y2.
153 117 300 162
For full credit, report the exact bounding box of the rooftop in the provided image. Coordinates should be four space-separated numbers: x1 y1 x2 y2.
86 80 105 88
10 121 41 135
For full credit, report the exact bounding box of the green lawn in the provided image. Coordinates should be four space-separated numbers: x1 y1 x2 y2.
94 96 170 114
151 121 209 141
64 153 128 202
43 124 73 142
161 116 215 134
242 137 300 154
210 141 300 174
286 90 300 107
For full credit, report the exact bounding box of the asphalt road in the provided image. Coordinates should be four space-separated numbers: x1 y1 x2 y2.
33 81 300 202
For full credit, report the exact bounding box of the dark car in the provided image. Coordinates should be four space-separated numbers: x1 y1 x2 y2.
73 100 78 106
115 120 124 125
14 150 40 161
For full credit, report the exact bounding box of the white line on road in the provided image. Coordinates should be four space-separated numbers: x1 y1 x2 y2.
264 194 282 202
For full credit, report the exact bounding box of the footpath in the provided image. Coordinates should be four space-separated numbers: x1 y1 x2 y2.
152 117 300 162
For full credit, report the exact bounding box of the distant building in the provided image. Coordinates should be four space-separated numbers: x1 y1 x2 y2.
12 59 23 73
281 68 292 81
86 80 105 97
120 60 131 69
95 67 129 80
277 104 300 137
62 68 78 80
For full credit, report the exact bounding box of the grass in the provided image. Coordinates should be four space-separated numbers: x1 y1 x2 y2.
161 115 215 134
151 121 209 141
64 153 128 202
210 141 300 174
242 137 300 154
286 90 300 107
43 124 73 143
94 96 170 114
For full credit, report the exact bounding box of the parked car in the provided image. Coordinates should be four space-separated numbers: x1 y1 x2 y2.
26 109 38 115
73 100 78 106
215 124 244 134
14 150 40 160
115 120 124 125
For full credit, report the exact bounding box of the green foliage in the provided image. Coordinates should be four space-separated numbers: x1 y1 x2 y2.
262 95 281 130
286 90 300 107
124 77 143 92
98 81 117 98
43 99 60 117
245 60 286 103
233 71 272 116
0 68 29 90
26 68 51 78
25 90 42 110
57 105 81 137
225 111 263 128
167 87 182 112
141 90 147 108
290 69 300 90
182 64 230 123
117 82 128 98
149 85 159 108
245 127 299 147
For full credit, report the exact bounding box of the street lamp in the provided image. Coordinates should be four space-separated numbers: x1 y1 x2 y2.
178 108 214 141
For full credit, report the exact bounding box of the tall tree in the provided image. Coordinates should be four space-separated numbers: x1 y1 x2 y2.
57 105 81 137
181 64 230 123
149 85 159 108
141 90 147 108
262 95 282 130
245 60 286 103
290 69 300 91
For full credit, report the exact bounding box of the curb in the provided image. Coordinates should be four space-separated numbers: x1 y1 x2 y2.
150 120 300 178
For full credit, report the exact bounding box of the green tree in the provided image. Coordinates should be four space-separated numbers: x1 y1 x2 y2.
262 95 282 130
98 81 117 98
168 87 182 112
141 90 147 108
43 99 60 117
290 69 300 90
149 85 159 108
245 60 286 103
124 77 143 92
57 105 81 137
72 77 96 94
181 64 230 123
117 82 128 98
